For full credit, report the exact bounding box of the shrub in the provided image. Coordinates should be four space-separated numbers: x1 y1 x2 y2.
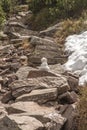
28 7 58 30
1 0 12 14
0 0 23 16
76 87 87 130
27 0 87 30
29 0 87 17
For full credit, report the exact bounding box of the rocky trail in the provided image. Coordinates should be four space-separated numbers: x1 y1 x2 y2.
0 9 79 130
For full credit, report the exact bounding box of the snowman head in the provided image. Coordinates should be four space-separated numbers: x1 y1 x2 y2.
41 57 47 63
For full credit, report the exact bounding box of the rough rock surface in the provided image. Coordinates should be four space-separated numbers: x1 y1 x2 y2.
0 114 44 130
5 101 66 130
8 75 69 99
0 7 79 130
16 88 58 103
39 22 63 37
28 36 66 65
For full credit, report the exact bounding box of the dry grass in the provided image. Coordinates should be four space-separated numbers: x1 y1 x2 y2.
54 10 87 45
75 87 87 130
54 18 85 45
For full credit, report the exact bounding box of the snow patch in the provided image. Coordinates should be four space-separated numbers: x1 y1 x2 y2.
64 31 87 86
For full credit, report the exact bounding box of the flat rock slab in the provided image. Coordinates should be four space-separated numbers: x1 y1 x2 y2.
0 114 44 130
16 66 37 80
28 70 58 78
9 76 68 90
9 76 69 98
16 65 64 79
5 101 57 116
28 36 65 65
16 88 57 104
5 101 66 130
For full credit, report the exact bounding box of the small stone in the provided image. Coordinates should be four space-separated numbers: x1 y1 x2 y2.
0 76 3 84
20 55 28 65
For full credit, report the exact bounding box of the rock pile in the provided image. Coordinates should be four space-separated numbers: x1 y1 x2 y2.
0 7 79 130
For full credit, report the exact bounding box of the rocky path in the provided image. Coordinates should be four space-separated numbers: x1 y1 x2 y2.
0 9 79 130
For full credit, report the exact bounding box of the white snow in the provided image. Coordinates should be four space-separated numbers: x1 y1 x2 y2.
64 31 87 86
39 57 50 71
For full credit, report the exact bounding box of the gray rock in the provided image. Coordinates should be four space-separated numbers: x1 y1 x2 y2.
16 88 57 104
1 91 13 103
0 44 14 54
0 31 8 40
0 76 3 84
7 32 21 39
5 101 66 130
40 22 63 37
67 75 79 92
28 70 58 78
0 114 44 130
10 39 22 44
62 103 78 130
19 11 33 24
58 91 79 104
5 101 56 115
9 76 69 98
16 66 37 80
28 36 65 65
7 22 26 28
44 113 66 130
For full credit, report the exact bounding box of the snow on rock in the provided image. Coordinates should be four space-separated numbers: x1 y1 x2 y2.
64 31 87 86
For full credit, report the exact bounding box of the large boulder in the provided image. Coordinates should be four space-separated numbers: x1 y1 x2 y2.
60 103 78 130
58 91 79 104
0 114 44 130
8 75 70 99
5 101 57 115
5 101 66 130
16 64 66 80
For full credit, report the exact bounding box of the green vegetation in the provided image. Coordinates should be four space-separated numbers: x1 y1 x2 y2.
0 0 19 27
1 0 12 15
27 0 87 30
0 0 28 26
29 0 87 16
0 0 87 30
55 18 85 44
